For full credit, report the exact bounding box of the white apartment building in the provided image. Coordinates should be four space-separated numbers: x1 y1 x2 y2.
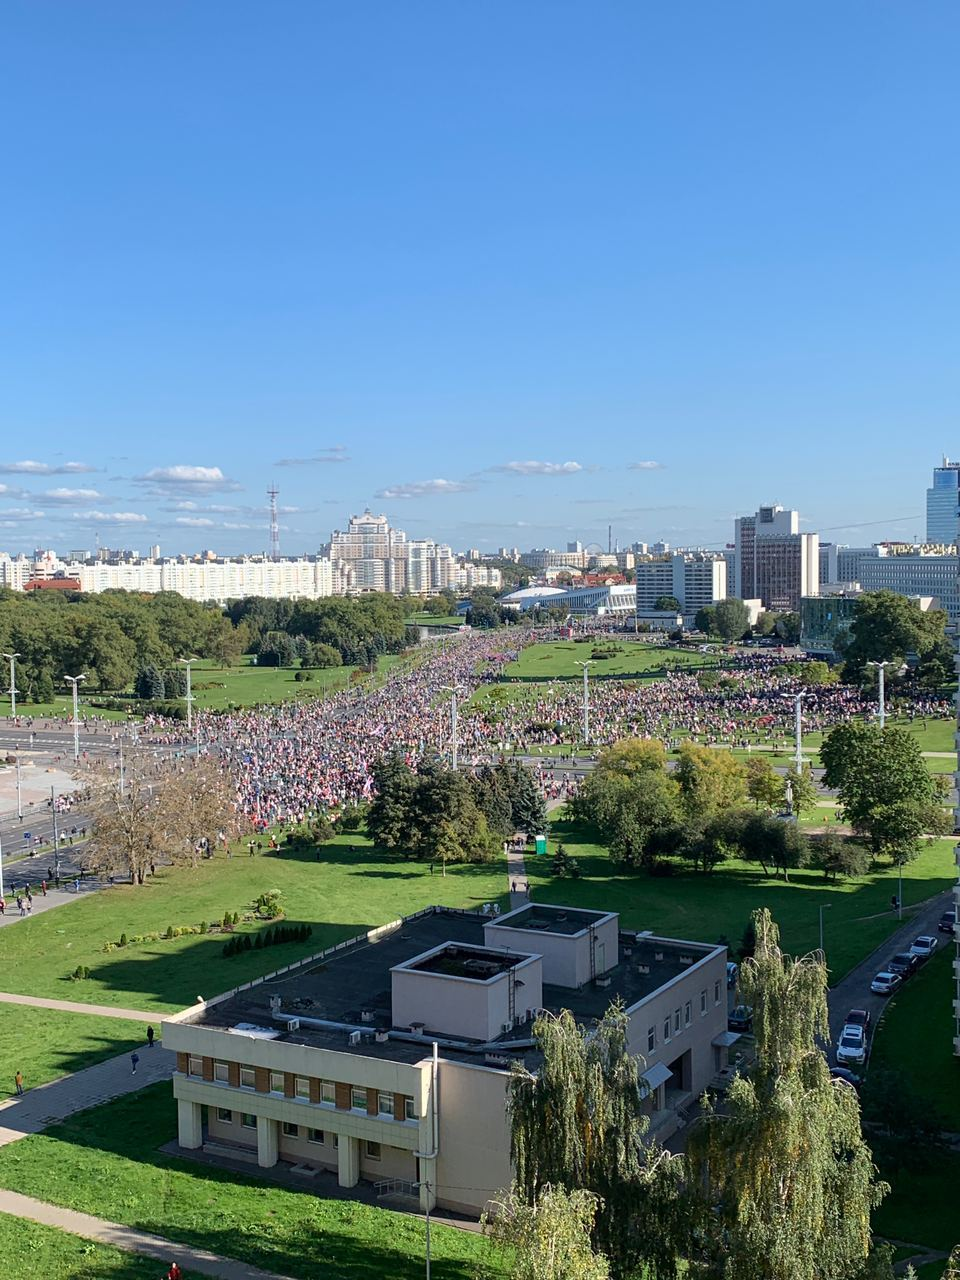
734 505 819 612
163 904 730 1216
328 511 409 593
520 548 589 570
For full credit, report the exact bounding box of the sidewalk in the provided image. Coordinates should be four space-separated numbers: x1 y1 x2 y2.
0 1188 295 1280
0 1045 175 1146
0 880 102 928
0 991 157 1021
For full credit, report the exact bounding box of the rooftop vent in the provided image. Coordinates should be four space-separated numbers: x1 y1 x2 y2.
409 1022 425 1038
348 1030 362 1046
679 954 694 965
375 1029 390 1043
269 995 281 1013
286 1018 300 1033
654 951 664 961
360 1010 374 1023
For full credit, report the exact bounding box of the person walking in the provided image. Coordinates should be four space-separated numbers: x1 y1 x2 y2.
146 1026 155 1049
40 880 47 897
130 1052 140 1075
14 1070 24 1096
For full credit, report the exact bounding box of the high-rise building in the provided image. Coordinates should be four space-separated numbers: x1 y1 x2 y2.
734 505 819 612
328 511 410 593
926 458 960 543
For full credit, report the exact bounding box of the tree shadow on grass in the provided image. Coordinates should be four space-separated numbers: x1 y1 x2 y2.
0 1083 494 1280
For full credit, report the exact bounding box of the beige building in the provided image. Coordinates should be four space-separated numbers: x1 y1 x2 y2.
163 904 729 1217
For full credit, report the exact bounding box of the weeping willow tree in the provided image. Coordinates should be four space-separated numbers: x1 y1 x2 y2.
481 1184 610 1280
508 1001 686 1280
686 908 889 1280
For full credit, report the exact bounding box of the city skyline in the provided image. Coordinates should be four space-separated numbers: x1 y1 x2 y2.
2 4 957 554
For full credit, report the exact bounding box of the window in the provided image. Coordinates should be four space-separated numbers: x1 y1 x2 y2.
294 1076 310 1100
282 1122 299 1138
241 1113 256 1129
714 980 721 1005
674 1009 681 1034
217 1108 233 1123
700 990 707 1015
378 1092 394 1117
308 1129 325 1144
332 1134 339 1149
647 1026 656 1053
684 1001 692 1027
320 1079 335 1105
365 1141 382 1160
404 1097 416 1121
663 1017 671 1043
188 1056 203 1077
351 1086 368 1111
269 1072 285 1095
214 1061 229 1083
240 1066 255 1090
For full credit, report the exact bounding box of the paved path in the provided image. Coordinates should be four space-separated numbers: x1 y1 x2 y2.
506 843 528 908
0 990 157 1020
826 888 954 1052
0 1188 295 1279
0 1045 175 1146
0 882 103 927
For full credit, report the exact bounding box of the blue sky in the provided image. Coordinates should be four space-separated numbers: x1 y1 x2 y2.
0 2 957 556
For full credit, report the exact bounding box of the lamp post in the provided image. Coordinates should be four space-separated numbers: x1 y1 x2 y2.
793 690 806 772
0 830 4 899
818 902 832 957
866 660 893 729
2 652 19 719
64 674 86 761
15 759 22 821
179 657 198 732
441 686 460 771
575 660 592 744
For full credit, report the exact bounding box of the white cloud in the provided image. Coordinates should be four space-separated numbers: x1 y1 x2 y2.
0 460 95 475
375 478 472 499
175 516 216 527
628 461 664 471
275 447 349 467
0 507 46 521
0 484 28 498
42 488 105 504
135 465 240 493
490 461 583 476
70 511 148 524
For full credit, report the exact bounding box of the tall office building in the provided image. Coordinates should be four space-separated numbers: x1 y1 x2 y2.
734 504 819 612
328 511 409 593
926 458 960 544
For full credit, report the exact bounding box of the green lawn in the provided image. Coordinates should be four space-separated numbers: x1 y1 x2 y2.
868 944 960 1129
407 612 464 627
188 656 366 711
0 1214 204 1279
532 817 955 981
0 1006 149 1099
501 641 718 681
874 1150 960 1254
0 1085 504 1280
0 834 508 1014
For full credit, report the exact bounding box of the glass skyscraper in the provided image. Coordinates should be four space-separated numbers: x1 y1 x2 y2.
925 458 960 543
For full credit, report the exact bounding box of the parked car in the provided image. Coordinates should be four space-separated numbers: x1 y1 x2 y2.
909 935 938 961
726 961 739 989
845 1008 871 1030
937 910 957 935
887 953 919 979
728 1005 753 1033
830 1066 862 1091
836 1024 867 1066
870 971 902 995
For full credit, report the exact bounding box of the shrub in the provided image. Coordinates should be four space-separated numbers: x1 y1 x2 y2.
71 965 90 981
242 934 253 951
119 933 128 947
199 919 208 934
165 925 175 940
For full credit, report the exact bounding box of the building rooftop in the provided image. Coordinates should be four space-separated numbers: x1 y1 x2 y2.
398 943 527 980
487 903 611 937
180 908 722 1070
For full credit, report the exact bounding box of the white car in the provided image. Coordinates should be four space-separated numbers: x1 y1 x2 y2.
870 971 901 996
836 1024 867 1066
909 935 938 961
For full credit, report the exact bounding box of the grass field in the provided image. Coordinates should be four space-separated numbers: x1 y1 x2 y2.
0 1084 504 1280
0 1215 204 1279
868 944 960 1129
407 612 464 627
501 640 718 681
531 817 955 981
0 834 508 1014
874 1150 960 1254
0 1006 150 1099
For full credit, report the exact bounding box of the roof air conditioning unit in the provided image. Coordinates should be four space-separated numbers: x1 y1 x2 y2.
375 1030 389 1043
679 955 693 965
348 1030 362 1046
361 1010 374 1023
501 1020 514 1034
654 951 664 961
269 995 281 1013
409 1022 425 1038
637 963 650 974
286 1018 300 1032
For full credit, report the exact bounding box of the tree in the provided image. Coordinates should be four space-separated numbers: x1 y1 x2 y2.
482 1185 610 1280
81 752 172 885
821 723 949 857
712 598 751 642
156 758 245 867
693 605 716 635
841 590 947 680
775 611 802 643
653 595 681 612
745 756 785 812
365 751 417 849
754 610 778 636
686 909 888 1280
783 763 818 816
674 742 746 826
135 665 165 700
509 1003 686 1279
808 829 870 881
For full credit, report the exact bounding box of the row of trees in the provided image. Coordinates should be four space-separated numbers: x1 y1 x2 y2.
366 755 547 866
225 594 413 668
493 910 892 1280
693 598 802 644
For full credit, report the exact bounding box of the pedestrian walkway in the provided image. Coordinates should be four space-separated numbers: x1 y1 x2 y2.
0 880 102 928
0 1045 174 1146
0 990 157 1021
0 1188 295 1280
507 842 528 909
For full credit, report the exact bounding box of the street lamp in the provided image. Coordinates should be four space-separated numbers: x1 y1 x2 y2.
818 902 832 957
793 690 806 772
2 652 19 719
574 660 592 744
179 656 198 732
865 660 893 729
64 673 86 761
440 685 461 771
